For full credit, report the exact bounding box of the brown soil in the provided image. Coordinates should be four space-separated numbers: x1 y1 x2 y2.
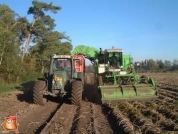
0 73 178 134
83 73 102 104
40 101 120 134
0 85 60 134
40 104 77 134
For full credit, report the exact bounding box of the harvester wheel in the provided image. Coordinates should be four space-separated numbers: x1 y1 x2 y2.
71 80 83 106
33 80 47 106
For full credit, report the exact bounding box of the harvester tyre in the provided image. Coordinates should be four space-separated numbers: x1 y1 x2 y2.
71 80 83 106
33 80 47 106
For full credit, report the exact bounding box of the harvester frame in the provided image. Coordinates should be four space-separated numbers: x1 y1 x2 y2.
72 45 158 102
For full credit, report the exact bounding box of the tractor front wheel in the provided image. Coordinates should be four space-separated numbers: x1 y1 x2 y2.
71 80 83 106
33 80 47 106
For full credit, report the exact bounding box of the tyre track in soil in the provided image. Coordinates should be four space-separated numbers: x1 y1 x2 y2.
40 103 77 134
70 101 95 134
91 103 118 134
70 101 119 134
0 90 35 133
0 89 62 134
40 101 124 134
18 100 62 134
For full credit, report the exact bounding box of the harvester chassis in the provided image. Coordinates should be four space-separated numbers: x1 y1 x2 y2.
96 72 158 102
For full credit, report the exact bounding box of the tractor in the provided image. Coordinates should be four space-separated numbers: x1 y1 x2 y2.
72 45 158 102
33 54 85 106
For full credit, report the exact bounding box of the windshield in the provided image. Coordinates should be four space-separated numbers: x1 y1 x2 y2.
53 58 71 71
107 52 122 67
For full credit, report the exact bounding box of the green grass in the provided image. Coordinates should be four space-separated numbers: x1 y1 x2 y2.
0 84 22 98
0 85 14 93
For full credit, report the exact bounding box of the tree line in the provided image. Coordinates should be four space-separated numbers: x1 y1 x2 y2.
134 59 178 73
0 0 176 84
0 0 72 84
85 59 178 73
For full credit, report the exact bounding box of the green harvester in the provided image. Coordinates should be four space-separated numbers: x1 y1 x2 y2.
72 45 158 102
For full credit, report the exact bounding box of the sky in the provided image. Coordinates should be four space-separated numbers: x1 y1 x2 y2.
1 0 178 65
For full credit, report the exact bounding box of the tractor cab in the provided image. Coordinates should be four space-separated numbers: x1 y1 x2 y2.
50 55 72 78
48 54 73 96
52 58 71 72
97 47 124 74
104 48 123 69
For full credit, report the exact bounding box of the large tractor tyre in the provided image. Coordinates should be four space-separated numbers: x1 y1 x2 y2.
33 80 47 106
71 80 83 106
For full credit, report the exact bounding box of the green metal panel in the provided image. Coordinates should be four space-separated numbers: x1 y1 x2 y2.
99 73 158 101
71 45 99 60
100 83 157 101
123 55 131 70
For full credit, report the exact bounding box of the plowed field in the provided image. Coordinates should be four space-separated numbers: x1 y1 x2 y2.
0 73 178 134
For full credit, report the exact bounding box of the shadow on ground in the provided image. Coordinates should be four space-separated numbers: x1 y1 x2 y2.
82 83 102 104
14 79 102 105
14 81 69 105
15 81 35 104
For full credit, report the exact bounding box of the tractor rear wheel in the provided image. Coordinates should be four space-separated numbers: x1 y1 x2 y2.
71 80 83 106
33 80 47 106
